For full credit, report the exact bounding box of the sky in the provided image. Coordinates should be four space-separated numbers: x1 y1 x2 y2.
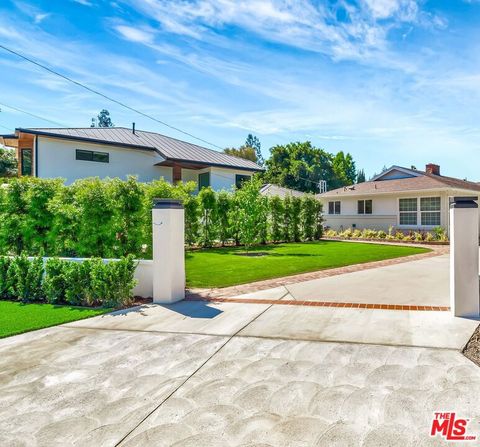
1 0 480 180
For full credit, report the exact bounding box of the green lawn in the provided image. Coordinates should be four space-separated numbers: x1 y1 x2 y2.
186 241 430 288
0 301 111 338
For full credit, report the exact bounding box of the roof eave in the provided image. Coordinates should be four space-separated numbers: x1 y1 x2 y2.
156 157 264 172
16 128 158 153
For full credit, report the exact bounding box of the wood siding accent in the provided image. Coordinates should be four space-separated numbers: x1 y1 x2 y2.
17 133 35 177
172 164 182 183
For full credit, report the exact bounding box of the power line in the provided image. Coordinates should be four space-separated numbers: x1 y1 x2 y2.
0 44 224 150
0 102 66 127
0 122 14 132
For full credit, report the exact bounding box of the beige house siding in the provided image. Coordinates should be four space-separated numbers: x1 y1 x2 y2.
319 190 475 233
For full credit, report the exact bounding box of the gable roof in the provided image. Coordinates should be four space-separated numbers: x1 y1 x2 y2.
260 183 310 198
371 165 421 181
319 166 480 198
13 127 263 172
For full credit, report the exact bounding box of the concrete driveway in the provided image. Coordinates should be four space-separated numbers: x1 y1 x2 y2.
286 254 450 306
1 297 479 446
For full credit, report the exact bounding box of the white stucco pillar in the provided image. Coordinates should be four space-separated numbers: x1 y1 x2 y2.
152 199 185 304
450 196 479 317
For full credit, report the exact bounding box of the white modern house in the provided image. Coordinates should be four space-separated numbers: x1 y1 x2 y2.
0 126 263 190
318 164 480 233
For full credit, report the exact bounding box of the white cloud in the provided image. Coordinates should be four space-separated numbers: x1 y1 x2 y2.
72 0 93 6
114 25 155 44
363 0 417 20
34 13 50 24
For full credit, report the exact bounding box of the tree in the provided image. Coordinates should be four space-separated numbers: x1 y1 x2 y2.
357 169 366 183
235 177 266 251
0 146 17 177
263 141 335 193
245 134 263 166
331 151 356 188
91 109 114 128
223 145 257 162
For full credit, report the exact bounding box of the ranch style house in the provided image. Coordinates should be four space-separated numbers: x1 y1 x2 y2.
318 164 480 234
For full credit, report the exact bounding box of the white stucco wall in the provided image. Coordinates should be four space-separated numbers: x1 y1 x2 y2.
36 136 253 190
37 136 172 184
210 167 251 191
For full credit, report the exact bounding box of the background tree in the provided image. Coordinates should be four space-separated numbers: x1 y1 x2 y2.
263 142 357 192
357 169 366 183
0 147 17 177
331 151 356 188
223 145 257 162
91 109 114 128
263 141 334 193
245 134 263 166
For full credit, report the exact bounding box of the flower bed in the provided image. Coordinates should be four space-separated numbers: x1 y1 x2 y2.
323 226 448 245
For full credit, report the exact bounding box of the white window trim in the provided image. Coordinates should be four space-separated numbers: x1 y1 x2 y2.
396 196 441 228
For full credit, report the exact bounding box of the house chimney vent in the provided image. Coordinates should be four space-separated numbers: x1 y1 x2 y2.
132 122 136 134
426 163 440 176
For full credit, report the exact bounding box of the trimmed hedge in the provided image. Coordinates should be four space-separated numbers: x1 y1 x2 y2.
0 255 137 307
0 176 324 257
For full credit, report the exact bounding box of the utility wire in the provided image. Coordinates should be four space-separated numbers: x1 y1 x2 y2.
0 44 224 150
0 122 14 132
0 101 67 127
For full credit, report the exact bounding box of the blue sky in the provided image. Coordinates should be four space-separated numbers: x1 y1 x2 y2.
1 0 480 180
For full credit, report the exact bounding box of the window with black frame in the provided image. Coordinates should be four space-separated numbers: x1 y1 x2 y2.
235 174 251 188
357 199 372 214
328 201 341 214
75 149 109 163
21 148 33 176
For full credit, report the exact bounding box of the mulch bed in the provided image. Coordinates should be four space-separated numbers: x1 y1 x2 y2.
463 325 480 367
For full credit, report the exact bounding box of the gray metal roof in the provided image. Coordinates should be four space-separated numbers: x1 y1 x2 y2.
17 127 263 172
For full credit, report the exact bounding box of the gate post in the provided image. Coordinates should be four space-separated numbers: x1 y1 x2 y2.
450 196 479 317
152 199 185 304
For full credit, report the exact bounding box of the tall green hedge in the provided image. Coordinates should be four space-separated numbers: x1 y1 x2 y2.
0 176 324 257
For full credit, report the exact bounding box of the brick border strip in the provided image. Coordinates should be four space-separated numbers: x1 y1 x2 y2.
185 296 450 311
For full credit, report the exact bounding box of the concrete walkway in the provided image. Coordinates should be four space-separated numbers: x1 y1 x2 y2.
1 299 479 446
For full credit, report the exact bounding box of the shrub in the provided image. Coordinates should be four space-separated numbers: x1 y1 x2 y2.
283 195 292 242
394 231 405 240
289 197 302 242
235 177 265 250
269 196 284 242
413 231 424 241
352 229 362 238
433 226 448 241
377 230 387 239
300 196 317 241
198 187 217 247
425 232 434 242
7 254 44 302
0 256 12 299
216 191 231 246
89 256 137 307
340 228 353 238
325 229 337 237
63 260 94 306
43 258 68 304
313 200 324 240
